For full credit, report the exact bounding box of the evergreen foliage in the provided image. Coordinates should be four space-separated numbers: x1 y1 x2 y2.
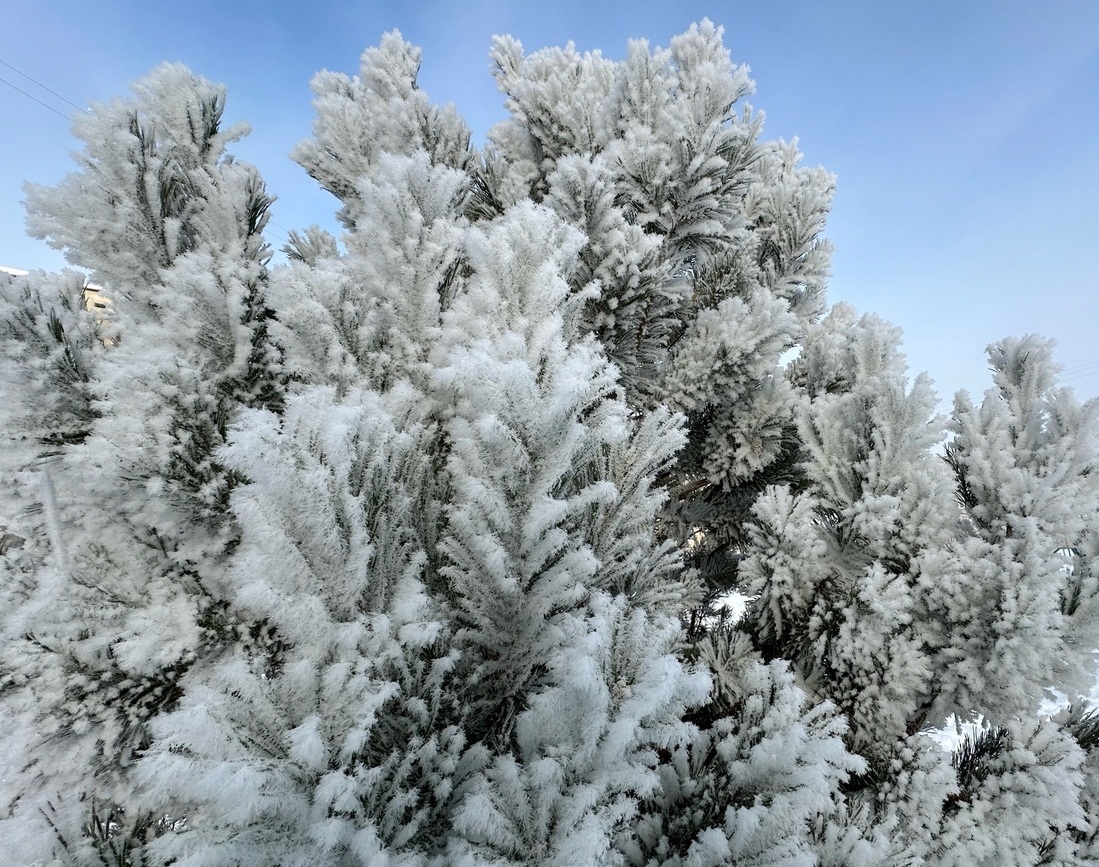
1 21 1096 866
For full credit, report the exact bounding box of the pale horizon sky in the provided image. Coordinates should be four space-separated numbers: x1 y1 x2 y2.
4 0 1098 407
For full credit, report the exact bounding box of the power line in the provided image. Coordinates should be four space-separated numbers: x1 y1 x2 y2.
1059 360 1099 375
0 58 88 115
0 74 72 121
1055 360 1099 385
1058 370 1099 384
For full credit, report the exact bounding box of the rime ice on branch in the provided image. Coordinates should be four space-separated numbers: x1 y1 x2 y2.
2 20 1098 867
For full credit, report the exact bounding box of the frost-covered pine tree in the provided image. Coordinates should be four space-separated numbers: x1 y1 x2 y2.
740 315 1099 862
291 30 475 231
0 64 284 862
930 338 1099 864
942 336 1099 719
741 305 955 749
120 66 862 860
3 20 1098 867
481 21 834 630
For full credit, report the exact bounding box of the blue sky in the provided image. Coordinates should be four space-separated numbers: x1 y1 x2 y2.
4 0 1098 405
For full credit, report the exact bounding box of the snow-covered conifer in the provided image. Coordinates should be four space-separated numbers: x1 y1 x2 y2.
486 22 837 630
4 21 1098 866
273 152 468 396
742 320 1099 860
742 306 956 749
936 719 1086 866
133 385 460 865
123 196 720 866
1 64 284 862
940 336 1099 721
26 65 270 294
292 31 474 229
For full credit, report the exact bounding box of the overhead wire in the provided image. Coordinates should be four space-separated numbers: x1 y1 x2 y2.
1059 360 1099 375
1055 358 1099 371
1056 360 1099 383
0 58 89 115
0 74 73 121
1058 369 1099 384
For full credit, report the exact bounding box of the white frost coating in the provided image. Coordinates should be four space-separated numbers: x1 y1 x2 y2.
3 20 1097 867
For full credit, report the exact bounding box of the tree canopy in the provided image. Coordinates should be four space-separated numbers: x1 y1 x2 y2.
2 21 1098 866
